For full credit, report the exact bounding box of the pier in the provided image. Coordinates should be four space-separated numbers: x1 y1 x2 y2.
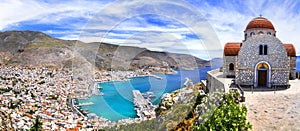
77 102 94 106
69 98 85 117
150 75 163 80
132 90 156 121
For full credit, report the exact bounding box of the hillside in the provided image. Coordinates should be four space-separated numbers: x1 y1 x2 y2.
0 30 210 70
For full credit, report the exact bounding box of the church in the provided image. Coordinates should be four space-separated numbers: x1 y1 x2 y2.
223 16 296 88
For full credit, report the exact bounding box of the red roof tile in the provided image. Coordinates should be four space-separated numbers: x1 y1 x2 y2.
284 44 296 57
224 42 241 56
246 17 275 30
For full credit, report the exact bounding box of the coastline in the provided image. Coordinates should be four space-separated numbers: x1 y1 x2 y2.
74 68 175 126
0 64 212 130
76 68 209 128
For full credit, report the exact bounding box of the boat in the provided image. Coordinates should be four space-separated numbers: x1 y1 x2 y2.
77 102 94 106
148 94 156 98
151 75 163 80
99 92 104 96
184 77 190 87
142 92 156 99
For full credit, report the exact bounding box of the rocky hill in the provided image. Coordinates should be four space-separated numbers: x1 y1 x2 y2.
0 30 210 70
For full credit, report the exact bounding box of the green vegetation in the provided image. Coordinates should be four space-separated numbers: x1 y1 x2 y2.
193 91 252 131
0 88 12 93
26 37 66 49
28 110 36 115
49 95 58 100
0 109 14 130
30 116 43 131
37 80 45 85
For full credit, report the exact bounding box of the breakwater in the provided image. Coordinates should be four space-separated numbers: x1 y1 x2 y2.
132 90 156 121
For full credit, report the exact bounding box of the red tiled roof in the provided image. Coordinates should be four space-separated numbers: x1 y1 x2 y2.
224 42 242 56
284 44 296 57
246 17 275 30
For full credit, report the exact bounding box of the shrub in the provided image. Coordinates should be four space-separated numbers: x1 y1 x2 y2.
193 92 252 131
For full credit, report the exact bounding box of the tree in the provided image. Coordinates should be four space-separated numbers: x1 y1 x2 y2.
30 116 43 131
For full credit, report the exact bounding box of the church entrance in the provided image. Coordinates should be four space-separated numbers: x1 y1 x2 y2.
255 62 271 88
258 70 267 86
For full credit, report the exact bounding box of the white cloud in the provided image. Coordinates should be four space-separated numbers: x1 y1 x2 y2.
0 0 109 30
2 0 300 59
77 0 223 59
195 0 300 55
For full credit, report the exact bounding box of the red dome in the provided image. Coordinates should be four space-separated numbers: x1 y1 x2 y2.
224 42 242 56
246 17 275 30
283 44 296 57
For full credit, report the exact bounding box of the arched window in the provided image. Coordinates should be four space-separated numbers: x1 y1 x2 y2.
258 31 264 35
244 33 247 40
274 33 276 37
259 45 263 55
264 45 268 55
229 63 234 71
250 32 255 37
259 45 268 55
267 32 271 35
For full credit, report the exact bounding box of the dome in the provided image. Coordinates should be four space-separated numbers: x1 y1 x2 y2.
245 17 275 30
224 42 241 56
283 44 296 57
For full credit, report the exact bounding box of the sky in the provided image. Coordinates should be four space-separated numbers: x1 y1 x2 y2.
1 0 300 60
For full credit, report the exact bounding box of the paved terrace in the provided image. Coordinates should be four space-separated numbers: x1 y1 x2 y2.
244 80 300 130
207 68 300 130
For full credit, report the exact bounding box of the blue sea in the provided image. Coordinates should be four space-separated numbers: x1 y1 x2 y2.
79 57 300 122
78 67 214 121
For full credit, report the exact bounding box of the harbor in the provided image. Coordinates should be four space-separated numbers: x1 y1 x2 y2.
132 90 156 121
78 67 211 122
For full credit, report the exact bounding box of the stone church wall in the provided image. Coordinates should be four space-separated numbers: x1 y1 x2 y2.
244 28 276 41
235 69 254 85
237 35 289 86
290 57 296 79
271 70 289 85
223 56 237 77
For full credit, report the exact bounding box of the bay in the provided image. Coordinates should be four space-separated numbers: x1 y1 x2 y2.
78 66 216 121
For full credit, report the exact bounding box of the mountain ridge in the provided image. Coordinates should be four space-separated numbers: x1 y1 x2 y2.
0 30 211 70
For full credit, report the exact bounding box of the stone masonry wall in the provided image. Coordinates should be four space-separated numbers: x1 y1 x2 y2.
237 35 289 86
223 56 237 77
290 57 296 79
244 28 276 41
236 69 254 85
271 70 289 85
206 68 225 92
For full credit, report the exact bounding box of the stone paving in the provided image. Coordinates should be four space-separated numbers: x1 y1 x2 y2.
244 79 300 130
